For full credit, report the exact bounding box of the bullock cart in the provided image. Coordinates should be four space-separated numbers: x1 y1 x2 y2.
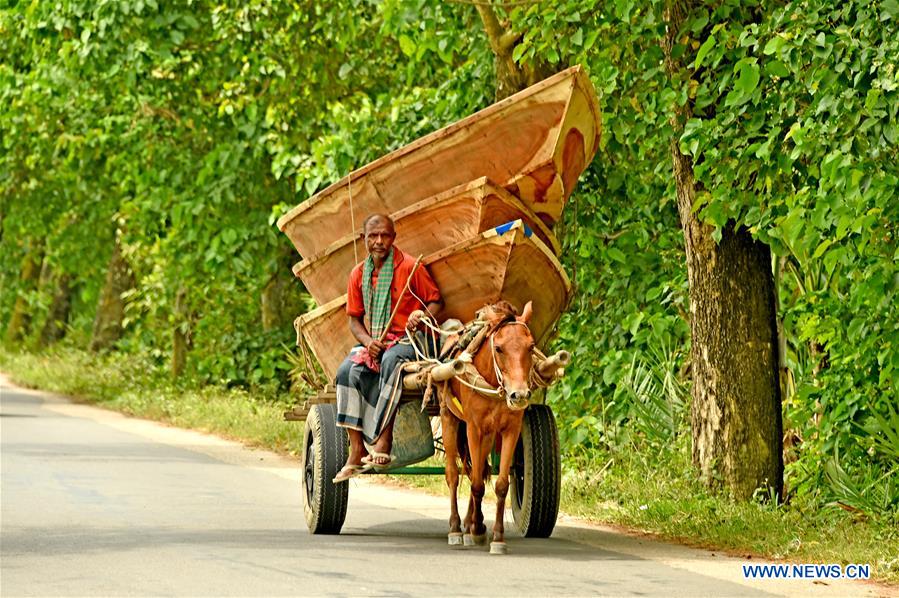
285 222 571 538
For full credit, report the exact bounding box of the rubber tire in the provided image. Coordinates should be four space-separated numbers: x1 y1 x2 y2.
510 404 560 538
302 404 349 534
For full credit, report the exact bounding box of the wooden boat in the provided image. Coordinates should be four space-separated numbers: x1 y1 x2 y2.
295 221 570 379
277 65 600 259
292 177 560 305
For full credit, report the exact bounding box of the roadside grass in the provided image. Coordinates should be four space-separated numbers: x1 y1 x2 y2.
560 447 899 584
0 346 301 456
2 346 896 584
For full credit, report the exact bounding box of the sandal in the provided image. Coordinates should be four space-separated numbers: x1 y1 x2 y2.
332 463 370 483
362 451 395 468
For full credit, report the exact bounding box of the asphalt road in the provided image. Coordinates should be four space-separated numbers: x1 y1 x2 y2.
1 376 891 597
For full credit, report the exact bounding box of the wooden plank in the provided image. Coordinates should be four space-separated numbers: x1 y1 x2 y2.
283 407 309 422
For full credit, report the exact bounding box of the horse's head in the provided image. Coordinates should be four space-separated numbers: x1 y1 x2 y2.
484 300 535 411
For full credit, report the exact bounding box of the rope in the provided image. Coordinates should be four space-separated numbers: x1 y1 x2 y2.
348 173 358 264
408 285 443 332
294 317 325 391
407 324 440 363
455 364 502 396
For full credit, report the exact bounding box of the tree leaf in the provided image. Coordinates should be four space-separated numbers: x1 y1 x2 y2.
763 35 784 55
812 238 832 259
695 35 716 70
398 34 415 57
735 60 760 95
726 59 760 106
764 60 790 78
571 28 583 46
512 43 526 62
607 247 627 263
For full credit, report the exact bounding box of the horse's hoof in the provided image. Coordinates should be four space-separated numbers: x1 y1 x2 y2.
448 533 463 547
471 532 488 546
489 541 508 555
463 533 475 547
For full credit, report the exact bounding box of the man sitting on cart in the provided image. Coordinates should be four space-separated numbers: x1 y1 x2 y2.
332 213 443 483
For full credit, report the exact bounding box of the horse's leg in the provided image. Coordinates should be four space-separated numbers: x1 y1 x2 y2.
441 413 463 547
490 428 519 555
461 444 477 545
463 427 490 546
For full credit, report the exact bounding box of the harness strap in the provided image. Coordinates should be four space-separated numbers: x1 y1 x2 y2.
457 362 502 397
412 313 562 417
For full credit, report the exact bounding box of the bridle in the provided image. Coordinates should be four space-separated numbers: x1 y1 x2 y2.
488 320 534 408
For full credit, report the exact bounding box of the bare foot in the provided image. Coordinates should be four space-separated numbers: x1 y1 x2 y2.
363 438 393 466
343 430 367 470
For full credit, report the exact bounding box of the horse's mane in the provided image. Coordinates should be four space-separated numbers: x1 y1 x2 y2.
439 300 522 362
476 300 518 326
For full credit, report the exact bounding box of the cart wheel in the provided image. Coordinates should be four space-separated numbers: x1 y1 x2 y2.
302 404 349 534
510 404 560 537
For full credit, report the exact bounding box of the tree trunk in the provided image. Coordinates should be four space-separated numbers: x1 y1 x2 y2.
5 240 44 345
475 4 553 101
90 233 134 351
261 244 306 332
172 287 189 379
261 274 294 332
664 0 783 500
38 270 73 347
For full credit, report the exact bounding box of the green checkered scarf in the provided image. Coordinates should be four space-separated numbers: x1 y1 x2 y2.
362 247 395 340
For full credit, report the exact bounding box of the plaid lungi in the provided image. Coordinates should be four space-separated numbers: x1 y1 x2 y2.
335 341 416 444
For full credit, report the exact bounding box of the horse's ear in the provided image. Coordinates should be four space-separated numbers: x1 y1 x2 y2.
518 301 533 324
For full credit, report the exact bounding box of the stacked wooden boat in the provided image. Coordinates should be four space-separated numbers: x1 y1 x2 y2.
278 65 601 379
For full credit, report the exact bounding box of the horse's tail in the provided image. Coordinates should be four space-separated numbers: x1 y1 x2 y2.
456 421 492 482
457 421 471 477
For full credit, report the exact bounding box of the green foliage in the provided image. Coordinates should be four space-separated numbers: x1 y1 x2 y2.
1 0 487 390
502 0 897 517
2 0 895 524
621 346 689 448
824 451 899 518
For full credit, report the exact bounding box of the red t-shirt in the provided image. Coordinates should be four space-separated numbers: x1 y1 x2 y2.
346 248 441 335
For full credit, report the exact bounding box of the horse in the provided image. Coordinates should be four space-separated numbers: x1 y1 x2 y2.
438 299 537 555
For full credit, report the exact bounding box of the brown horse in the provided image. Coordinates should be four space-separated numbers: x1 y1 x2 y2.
439 300 536 555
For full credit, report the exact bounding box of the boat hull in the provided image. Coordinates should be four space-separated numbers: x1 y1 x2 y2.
277 65 600 259
293 178 560 305
296 222 570 379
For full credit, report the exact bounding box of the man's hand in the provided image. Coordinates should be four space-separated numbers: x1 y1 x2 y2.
406 309 426 332
366 338 386 360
